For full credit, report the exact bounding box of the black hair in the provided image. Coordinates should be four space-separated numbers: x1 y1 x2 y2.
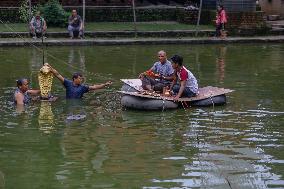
217 5 224 10
72 72 82 80
170 55 183 66
16 78 27 87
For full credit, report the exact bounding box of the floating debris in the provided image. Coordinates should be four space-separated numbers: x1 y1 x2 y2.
66 114 87 121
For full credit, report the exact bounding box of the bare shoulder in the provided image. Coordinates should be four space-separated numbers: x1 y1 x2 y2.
14 91 24 102
27 89 40 95
14 91 22 97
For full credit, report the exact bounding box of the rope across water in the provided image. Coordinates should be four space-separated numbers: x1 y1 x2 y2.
0 19 113 82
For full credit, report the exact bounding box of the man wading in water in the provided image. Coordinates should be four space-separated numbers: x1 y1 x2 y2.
48 64 112 99
14 78 41 105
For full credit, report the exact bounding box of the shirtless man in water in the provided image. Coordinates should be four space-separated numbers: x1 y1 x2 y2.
14 78 40 105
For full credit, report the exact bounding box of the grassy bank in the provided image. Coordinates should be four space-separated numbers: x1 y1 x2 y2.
0 22 214 32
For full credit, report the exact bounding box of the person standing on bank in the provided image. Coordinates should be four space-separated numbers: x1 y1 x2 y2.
215 5 227 38
14 78 41 105
68 9 84 39
169 55 198 101
48 64 112 99
30 11 47 39
139 50 174 92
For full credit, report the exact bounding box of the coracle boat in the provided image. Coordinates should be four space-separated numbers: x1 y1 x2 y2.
119 79 234 110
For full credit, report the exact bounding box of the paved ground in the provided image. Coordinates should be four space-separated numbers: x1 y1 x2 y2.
266 19 284 32
266 20 284 25
0 36 284 46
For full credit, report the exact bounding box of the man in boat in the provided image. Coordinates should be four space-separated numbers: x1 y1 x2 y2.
169 55 198 101
48 64 112 99
14 78 41 105
139 50 174 92
29 11 47 39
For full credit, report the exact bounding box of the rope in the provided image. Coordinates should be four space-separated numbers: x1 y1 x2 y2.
0 20 44 53
162 98 165 112
184 101 189 108
126 86 132 92
0 19 112 82
181 100 186 110
209 93 215 109
41 30 45 65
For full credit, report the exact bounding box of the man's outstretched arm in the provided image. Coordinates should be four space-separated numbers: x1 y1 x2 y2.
48 64 64 84
89 81 112 91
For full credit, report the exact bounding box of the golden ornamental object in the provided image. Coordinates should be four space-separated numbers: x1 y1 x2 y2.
38 63 53 99
38 101 54 134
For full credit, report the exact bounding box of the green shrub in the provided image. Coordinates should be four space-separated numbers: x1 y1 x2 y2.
39 0 68 27
136 8 177 21
18 0 38 23
65 7 177 22
0 9 20 23
177 9 215 25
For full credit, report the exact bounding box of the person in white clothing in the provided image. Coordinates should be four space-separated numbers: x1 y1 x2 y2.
169 54 198 100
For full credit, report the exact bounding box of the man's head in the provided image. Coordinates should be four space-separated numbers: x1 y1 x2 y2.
72 73 83 85
35 11 41 19
157 50 167 63
72 10 77 17
217 5 223 11
170 55 183 69
16 78 29 92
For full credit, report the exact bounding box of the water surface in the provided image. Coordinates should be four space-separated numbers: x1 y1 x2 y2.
0 44 283 188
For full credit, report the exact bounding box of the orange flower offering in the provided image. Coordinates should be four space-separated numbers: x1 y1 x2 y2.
164 91 170 97
144 70 156 78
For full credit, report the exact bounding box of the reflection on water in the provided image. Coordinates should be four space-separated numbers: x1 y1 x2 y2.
216 46 226 83
149 109 284 189
68 48 86 74
0 44 283 188
38 101 54 133
0 171 5 189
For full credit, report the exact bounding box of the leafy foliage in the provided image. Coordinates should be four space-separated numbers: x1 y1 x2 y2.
39 0 68 27
18 0 38 23
67 8 178 22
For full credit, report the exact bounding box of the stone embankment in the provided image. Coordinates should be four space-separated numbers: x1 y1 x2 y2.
0 35 284 46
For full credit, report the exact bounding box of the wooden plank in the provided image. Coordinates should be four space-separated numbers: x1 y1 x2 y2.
121 79 143 91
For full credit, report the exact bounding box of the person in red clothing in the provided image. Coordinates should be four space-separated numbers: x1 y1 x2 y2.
215 5 227 38
169 55 198 101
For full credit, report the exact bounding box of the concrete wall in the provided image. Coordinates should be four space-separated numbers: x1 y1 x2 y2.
259 0 284 17
203 0 217 9
0 0 130 7
220 0 256 12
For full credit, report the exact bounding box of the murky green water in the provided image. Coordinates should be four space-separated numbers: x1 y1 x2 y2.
0 44 283 188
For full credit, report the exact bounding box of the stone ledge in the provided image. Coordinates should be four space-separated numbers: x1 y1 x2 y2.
0 30 216 38
0 36 284 47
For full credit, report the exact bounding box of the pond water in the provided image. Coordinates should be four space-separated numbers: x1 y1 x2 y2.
0 44 283 188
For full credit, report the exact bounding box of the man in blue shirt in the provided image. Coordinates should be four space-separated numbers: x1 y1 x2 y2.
140 50 174 92
48 64 112 99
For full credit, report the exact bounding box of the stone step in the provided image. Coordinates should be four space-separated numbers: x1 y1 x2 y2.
267 15 280 21
271 27 284 32
272 24 284 29
270 27 284 35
